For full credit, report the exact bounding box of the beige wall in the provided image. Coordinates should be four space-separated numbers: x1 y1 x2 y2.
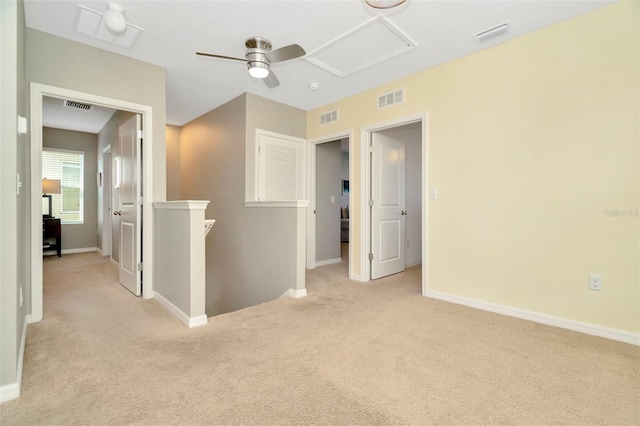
307 2 639 333
180 93 306 316
26 29 167 201
166 125 181 201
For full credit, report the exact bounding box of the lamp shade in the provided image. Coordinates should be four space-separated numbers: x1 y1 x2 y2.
42 178 61 194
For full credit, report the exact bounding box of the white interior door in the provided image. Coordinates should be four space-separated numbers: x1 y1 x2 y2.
371 133 405 279
117 115 141 295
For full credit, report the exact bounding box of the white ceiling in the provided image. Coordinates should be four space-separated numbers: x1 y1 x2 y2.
43 95 116 134
25 0 615 128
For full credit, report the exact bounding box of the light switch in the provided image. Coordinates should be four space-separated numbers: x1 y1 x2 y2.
330 196 335 203
429 188 438 200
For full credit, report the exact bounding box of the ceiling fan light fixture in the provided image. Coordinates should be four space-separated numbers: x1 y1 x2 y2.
364 0 407 9
248 62 269 79
103 2 127 35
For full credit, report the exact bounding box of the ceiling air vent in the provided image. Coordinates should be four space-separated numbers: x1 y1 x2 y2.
64 100 93 111
378 88 404 110
473 22 512 42
320 109 338 125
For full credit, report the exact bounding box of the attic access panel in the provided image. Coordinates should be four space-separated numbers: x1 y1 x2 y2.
305 16 417 78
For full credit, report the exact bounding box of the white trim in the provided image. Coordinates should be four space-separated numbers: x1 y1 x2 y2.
405 260 422 268
30 83 155 322
188 315 208 328
96 248 104 256
315 257 342 267
306 130 354 278
244 200 309 208
360 113 428 291
0 383 20 403
281 288 308 299
153 200 209 210
110 258 119 267
54 247 96 255
154 291 208 329
425 289 640 346
0 317 28 403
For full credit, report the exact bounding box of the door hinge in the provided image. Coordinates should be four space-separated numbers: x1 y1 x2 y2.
137 130 144 139
137 262 143 271
313 209 316 214
369 253 374 261
368 145 374 153
369 199 374 207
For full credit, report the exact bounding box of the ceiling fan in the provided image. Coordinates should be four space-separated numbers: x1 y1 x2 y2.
196 37 306 88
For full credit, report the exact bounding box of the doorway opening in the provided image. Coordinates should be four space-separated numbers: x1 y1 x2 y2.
307 131 354 279
30 83 155 323
360 113 428 294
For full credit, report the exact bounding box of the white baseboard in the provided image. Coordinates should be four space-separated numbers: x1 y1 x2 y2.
315 257 342 267
0 383 20 403
61 247 97 255
405 260 422 268
425 289 640 346
0 316 28 403
110 258 119 267
349 273 362 282
289 288 307 298
96 248 103 256
154 291 207 329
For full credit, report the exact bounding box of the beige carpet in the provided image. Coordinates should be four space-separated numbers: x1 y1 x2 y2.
1 252 639 425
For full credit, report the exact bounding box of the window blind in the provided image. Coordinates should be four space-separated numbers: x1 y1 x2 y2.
42 149 84 224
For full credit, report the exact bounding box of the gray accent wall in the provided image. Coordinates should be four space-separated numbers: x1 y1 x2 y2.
1 0 29 391
180 93 306 316
43 127 98 250
315 141 341 263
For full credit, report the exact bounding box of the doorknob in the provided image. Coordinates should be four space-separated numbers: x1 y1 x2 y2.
113 210 121 216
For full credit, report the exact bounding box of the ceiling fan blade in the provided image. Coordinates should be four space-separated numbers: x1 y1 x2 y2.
267 44 306 63
263 71 280 88
196 52 247 62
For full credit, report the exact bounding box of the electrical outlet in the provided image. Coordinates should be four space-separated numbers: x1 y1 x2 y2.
589 274 603 291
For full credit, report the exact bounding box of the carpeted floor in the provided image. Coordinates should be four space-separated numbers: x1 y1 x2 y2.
1 251 639 425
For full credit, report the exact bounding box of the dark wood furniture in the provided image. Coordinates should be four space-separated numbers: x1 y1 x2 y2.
43 217 61 257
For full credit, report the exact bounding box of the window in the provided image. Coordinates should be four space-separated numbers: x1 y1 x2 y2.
42 149 84 224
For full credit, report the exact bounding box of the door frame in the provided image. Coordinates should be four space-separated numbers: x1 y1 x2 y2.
29 83 155 322
360 113 428 294
306 130 355 278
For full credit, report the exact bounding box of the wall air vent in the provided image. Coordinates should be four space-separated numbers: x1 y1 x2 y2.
320 109 338 125
473 22 512 42
64 100 93 111
377 88 404 110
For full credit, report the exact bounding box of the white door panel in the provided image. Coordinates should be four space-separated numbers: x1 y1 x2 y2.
371 133 405 279
117 115 141 295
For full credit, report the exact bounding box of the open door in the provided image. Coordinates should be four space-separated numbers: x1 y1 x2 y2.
371 132 405 279
116 114 142 295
